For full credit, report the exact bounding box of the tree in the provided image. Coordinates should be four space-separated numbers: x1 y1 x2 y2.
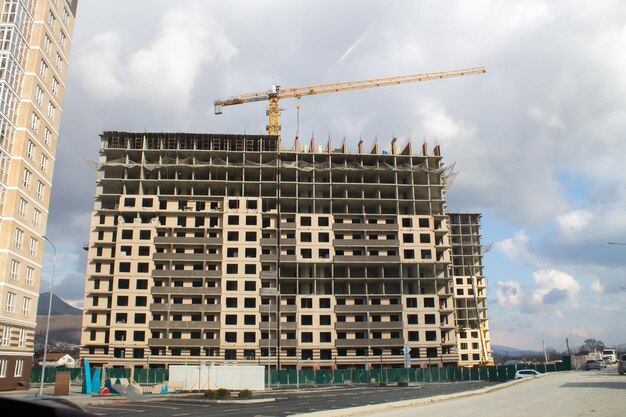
581 338 605 353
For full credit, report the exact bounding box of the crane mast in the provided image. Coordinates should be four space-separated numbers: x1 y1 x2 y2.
214 66 486 135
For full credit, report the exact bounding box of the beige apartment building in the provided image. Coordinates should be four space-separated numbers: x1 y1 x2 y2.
80 132 492 372
0 0 77 390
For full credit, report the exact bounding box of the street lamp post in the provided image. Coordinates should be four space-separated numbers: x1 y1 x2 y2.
38 236 56 396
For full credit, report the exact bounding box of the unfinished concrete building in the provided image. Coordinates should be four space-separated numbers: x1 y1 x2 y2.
80 132 492 371
448 213 492 365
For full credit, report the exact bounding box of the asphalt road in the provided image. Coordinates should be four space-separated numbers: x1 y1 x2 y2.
359 366 626 417
84 381 496 417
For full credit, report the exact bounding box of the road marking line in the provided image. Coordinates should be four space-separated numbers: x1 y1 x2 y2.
172 414 190 417
134 404 179 410
87 405 145 413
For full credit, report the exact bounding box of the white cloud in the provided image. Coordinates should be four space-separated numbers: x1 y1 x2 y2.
556 210 593 237
531 269 581 306
417 100 477 144
590 280 604 293
529 105 566 132
76 4 237 113
495 281 522 306
495 230 534 263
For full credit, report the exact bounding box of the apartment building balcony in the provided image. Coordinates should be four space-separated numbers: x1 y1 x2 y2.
260 270 278 278
335 338 404 347
259 304 278 313
332 223 399 232
261 339 297 348
153 253 222 261
150 303 221 313
278 305 297 313
281 223 297 230
277 322 297 330
152 269 222 279
151 286 221 296
260 254 277 262
280 255 297 263
260 238 277 245
334 255 401 264
148 320 221 330
334 321 403 330
279 238 296 245
148 338 220 347
154 236 222 245
334 304 404 313
333 239 400 247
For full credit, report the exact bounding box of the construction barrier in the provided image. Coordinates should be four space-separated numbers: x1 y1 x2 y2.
32 356 575 386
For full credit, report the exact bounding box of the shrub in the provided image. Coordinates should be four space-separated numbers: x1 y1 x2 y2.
397 381 409 387
203 390 218 399
378 382 387 387
238 389 253 399
216 388 231 399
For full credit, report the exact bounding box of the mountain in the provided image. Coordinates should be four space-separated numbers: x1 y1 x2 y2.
35 315 82 346
492 344 543 357
37 292 82 316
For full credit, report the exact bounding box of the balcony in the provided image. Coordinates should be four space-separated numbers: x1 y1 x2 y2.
334 255 401 264
261 339 297 348
150 303 221 313
260 254 277 262
148 338 220 347
335 321 403 330
260 238 277 245
151 286 221 295
152 270 221 278
153 253 222 261
148 320 221 330
333 223 399 231
334 304 404 313
335 338 404 347
334 239 400 247
154 237 222 245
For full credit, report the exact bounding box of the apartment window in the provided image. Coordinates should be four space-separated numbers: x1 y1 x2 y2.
320 315 331 325
59 31 66 47
225 332 237 343
33 209 41 228
244 281 256 291
245 215 257 225
35 85 44 104
300 232 312 242
406 298 418 308
245 231 256 241
9 260 19 280
47 102 56 120
227 215 238 225
318 217 329 226
37 181 44 199
226 281 237 291
21 297 30 315
51 77 59 95
419 218 430 228
301 249 312 258
22 168 31 188
245 248 256 258
43 34 51 53
404 249 415 259
301 298 313 308
403 233 414 243
302 332 313 343
39 60 48 79
244 264 256 274
244 315 256 325
1 326 10 346
319 232 329 243
54 53 63 71
226 248 238 258
420 233 431 244
14 359 23 377
43 127 51 145
226 298 237 308
18 329 26 347
14 229 23 248
421 249 432 260
225 315 237 325
25 267 34 285
0 359 6 377
47 10 55 27
227 231 238 241
300 217 311 226
39 154 48 172
63 7 70 24
18 198 27 217
301 315 313 325
243 332 255 343
29 237 36 256
408 314 419 324
226 264 238 274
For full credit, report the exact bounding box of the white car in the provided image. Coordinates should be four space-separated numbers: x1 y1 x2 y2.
515 369 541 379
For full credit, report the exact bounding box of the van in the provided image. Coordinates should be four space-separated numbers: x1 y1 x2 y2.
602 349 617 364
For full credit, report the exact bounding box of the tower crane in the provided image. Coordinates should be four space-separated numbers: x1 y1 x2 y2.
214 66 486 135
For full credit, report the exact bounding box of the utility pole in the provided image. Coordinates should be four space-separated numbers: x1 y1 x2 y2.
566 337 571 356
542 340 548 364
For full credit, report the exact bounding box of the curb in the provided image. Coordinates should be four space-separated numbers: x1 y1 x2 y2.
291 373 550 417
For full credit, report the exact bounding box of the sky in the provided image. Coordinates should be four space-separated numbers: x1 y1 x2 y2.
42 0 626 351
